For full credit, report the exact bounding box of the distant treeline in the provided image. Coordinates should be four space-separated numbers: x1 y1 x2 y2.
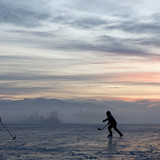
22 110 61 124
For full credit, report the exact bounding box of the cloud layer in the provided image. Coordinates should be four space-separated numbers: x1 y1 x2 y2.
0 0 160 100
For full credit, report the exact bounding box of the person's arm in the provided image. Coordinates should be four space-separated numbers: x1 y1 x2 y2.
102 118 108 123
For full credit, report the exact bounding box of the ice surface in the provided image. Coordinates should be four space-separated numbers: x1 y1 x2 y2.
0 124 160 160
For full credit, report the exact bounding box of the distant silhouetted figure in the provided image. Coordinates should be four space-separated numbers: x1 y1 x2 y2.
103 111 123 138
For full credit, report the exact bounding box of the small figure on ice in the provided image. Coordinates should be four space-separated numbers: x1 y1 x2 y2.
102 111 123 138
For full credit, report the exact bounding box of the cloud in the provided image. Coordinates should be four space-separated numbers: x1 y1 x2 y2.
1 0 159 59
9 30 55 38
70 0 136 15
3 22 158 60
0 0 50 27
71 17 107 29
1 0 160 101
1 69 160 100
0 85 49 96
103 12 160 37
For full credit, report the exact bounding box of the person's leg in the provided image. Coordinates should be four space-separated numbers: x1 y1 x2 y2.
108 125 113 137
113 125 123 137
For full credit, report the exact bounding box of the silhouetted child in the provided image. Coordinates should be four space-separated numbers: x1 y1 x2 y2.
103 111 123 138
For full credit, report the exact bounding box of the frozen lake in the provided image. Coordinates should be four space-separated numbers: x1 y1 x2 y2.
0 124 160 160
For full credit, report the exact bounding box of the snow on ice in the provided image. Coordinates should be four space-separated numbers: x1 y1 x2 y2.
0 124 160 160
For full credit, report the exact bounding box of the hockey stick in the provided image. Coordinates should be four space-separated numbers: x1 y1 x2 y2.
97 124 108 131
0 117 16 140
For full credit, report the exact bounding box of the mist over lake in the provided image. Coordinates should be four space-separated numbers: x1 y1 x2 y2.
0 98 160 124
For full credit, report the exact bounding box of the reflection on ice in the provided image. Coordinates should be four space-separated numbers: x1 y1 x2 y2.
0 124 160 160
107 137 122 154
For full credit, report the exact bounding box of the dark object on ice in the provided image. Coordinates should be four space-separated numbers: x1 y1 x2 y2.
0 117 16 140
102 111 123 138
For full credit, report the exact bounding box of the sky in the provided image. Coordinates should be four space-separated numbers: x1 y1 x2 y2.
1 0 160 101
